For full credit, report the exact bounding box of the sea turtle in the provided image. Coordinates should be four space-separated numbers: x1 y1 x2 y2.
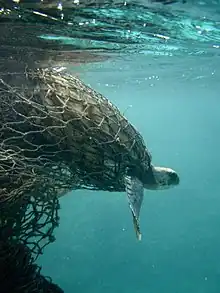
0 66 180 242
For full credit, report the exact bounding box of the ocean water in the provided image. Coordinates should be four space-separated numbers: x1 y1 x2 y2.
1 0 220 292
38 54 220 293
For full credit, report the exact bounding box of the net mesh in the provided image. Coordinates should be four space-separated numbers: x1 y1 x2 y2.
0 148 60 259
0 238 64 293
0 66 150 291
0 66 150 194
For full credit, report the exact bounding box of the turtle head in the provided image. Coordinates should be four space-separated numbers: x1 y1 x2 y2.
143 165 180 190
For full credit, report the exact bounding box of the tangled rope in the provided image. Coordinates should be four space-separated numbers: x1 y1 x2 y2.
0 66 150 292
0 239 63 293
0 66 150 253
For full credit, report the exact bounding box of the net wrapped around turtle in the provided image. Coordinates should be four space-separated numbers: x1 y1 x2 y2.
0 66 150 197
0 66 150 291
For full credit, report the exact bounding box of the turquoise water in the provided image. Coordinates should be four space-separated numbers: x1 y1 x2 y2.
38 53 220 292
1 0 220 292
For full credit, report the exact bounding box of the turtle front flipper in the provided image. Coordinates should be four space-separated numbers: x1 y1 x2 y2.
124 175 144 241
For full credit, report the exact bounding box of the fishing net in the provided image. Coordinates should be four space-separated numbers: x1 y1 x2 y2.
0 66 150 197
0 146 60 259
0 66 150 291
0 238 63 293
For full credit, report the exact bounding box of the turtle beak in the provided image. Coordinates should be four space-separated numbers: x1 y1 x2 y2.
168 170 180 186
148 166 180 190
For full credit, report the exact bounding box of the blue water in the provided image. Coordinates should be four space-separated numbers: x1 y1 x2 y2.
38 53 220 293
1 0 220 292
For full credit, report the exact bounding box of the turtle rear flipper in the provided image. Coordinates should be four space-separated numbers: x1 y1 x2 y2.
125 176 144 241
